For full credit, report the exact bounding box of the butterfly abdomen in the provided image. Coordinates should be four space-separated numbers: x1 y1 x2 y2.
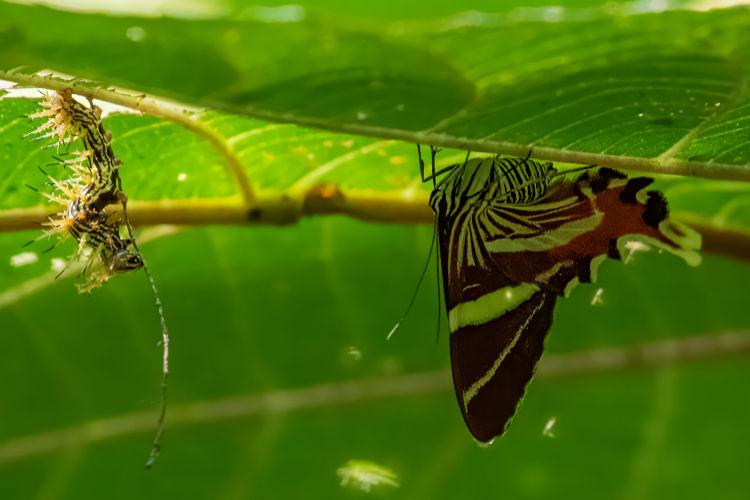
491 156 556 205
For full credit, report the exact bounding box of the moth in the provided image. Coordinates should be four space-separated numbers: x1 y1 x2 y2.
420 145 701 443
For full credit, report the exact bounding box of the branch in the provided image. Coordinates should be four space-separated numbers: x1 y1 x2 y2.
1 70 257 208
2 70 749 183
1 189 748 262
0 330 747 465
674 213 750 263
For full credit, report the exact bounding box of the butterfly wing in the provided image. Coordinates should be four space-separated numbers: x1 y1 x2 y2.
436 168 701 443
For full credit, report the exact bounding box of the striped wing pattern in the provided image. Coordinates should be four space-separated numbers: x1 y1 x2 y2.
432 165 701 443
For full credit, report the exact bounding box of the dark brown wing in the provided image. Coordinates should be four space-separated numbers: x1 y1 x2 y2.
436 168 701 443
449 289 556 442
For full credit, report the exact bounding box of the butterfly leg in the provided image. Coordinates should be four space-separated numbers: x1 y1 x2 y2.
418 143 446 187
419 144 468 186
417 143 427 183
430 145 442 174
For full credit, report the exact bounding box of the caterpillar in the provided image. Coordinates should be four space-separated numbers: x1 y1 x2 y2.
28 89 169 468
29 88 142 289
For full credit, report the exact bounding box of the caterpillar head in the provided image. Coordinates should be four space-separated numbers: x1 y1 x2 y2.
109 250 144 273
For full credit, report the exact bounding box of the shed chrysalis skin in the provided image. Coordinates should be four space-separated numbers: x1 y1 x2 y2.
429 154 701 442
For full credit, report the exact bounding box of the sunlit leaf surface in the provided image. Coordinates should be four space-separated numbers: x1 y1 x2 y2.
2 1 750 174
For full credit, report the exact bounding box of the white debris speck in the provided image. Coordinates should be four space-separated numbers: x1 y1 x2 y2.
177 172 187 182
337 459 399 492
543 417 557 437
346 346 362 361
10 252 38 268
715 102 721 107
591 288 604 306
356 112 367 121
50 258 66 273
624 241 651 264
126 26 146 42
637 113 644 117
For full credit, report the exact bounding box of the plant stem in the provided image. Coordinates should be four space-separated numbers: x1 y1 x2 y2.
1 191 748 262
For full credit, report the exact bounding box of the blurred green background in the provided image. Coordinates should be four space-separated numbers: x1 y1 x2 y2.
1 1 750 499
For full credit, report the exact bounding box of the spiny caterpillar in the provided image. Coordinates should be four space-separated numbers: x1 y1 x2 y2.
29 88 142 290
28 89 169 468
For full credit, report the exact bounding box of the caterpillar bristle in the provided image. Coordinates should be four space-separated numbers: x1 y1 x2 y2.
41 192 68 206
26 131 49 141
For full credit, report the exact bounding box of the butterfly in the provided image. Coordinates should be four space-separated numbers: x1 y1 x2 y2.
420 145 702 443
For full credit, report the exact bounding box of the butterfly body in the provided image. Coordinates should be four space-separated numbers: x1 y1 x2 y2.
427 150 701 443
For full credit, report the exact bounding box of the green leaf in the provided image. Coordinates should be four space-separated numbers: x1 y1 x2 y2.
2 1 750 179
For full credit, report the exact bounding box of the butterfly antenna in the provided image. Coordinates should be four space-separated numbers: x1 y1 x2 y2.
387 217 437 340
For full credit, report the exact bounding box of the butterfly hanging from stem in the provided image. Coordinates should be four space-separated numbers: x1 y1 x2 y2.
409 143 701 443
